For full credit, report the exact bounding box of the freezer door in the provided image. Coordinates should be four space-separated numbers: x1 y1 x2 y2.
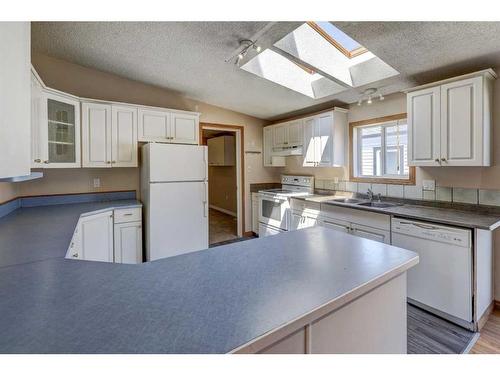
149 143 207 182
147 181 208 261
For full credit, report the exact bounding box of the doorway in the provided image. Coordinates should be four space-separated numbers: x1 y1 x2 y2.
200 123 244 245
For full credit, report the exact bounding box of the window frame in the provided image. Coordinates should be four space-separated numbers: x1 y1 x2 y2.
307 22 368 59
349 113 415 185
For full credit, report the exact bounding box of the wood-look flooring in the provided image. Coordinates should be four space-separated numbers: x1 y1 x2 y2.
209 208 238 245
407 304 476 354
470 308 500 354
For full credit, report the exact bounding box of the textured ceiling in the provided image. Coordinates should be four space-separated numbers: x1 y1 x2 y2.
31 22 500 120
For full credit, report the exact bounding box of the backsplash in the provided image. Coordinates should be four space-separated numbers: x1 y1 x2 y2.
315 179 500 207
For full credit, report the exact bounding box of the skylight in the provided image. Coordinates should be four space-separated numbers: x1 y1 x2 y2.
239 22 399 99
307 22 367 58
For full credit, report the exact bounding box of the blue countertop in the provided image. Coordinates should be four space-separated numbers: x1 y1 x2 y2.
0 201 418 353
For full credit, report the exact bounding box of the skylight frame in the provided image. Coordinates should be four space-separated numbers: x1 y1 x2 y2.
307 21 368 59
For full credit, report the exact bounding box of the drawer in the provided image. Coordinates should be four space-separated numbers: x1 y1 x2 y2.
114 207 142 223
290 198 320 214
319 204 390 231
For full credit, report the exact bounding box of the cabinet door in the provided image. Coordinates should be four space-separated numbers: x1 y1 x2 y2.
43 91 81 168
350 223 390 244
114 222 142 264
0 22 31 179
440 77 483 166
273 124 288 147
316 112 334 166
82 102 112 168
291 213 317 230
31 73 46 168
170 112 199 144
407 87 441 166
80 211 114 262
303 117 317 166
263 127 274 167
319 218 350 233
138 109 170 141
111 105 138 167
287 120 303 146
207 136 224 166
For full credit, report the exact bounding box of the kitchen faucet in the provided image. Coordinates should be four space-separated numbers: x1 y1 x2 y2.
367 188 374 201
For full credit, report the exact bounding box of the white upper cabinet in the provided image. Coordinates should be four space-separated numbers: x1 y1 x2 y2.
272 120 304 148
171 112 199 144
302 109 347 167
138 108 170 141
112 105 138 167
82 102 138 168
138 108 199 144
263 126 286 167
407 70 495 167
32 90 81 168
0 22 31 178
407 87 441 166
82 102 112 167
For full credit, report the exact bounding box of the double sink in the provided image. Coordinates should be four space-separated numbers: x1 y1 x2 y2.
325 197 400 209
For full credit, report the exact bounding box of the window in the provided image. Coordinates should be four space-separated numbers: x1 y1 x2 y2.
307 21 368 58
350 114 415 184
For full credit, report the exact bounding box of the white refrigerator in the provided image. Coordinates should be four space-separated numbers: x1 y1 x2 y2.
141 143 209 261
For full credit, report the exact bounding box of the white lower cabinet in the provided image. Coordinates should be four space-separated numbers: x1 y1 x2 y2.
290 212 318 230
79 211 114 262
350 223 390 244
317 217 350 233
251 192 260 235
114 222 142 264
66 207 143 264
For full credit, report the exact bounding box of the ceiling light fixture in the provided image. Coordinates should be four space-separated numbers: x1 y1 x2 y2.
357 88 384 106
226 39 262 66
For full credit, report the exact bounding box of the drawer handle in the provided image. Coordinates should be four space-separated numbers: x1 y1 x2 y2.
123 213 133 216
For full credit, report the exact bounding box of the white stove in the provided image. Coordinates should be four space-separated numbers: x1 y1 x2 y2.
258 175 314 236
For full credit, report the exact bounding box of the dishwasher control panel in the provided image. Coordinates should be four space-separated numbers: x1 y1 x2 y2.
392 218 471 248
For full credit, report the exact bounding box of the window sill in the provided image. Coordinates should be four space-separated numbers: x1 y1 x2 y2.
349 174 415 185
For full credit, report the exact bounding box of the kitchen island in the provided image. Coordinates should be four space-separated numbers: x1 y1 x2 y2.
0 201 418 353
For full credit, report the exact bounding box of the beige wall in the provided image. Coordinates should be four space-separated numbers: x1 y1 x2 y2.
208 166 237 214
3 54 281 232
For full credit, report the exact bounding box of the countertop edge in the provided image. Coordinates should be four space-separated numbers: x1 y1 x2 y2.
79 202 143 218
229 254 419 354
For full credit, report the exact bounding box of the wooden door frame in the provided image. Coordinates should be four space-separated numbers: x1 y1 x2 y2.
200 122 245 237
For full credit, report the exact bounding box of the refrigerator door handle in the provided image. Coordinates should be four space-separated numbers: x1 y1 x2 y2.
203 181 208 217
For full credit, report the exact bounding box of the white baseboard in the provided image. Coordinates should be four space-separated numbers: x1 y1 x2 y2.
209 205 237 217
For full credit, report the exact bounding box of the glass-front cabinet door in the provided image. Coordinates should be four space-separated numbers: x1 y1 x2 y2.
36 91 81 168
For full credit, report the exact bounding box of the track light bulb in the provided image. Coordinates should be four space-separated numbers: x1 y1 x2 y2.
254 45 262 53
367 96 372 104
237 53 244 60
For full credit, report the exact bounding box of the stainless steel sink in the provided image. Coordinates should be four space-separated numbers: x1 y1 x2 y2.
357 201 399 208
329 198 366 204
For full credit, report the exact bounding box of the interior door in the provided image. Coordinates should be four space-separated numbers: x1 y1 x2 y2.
170 113 199 144
440 77 483 166
82 102 112 167
148 143 207 182
148 181 208 260
111 105 138 167
407 87 441 166
316 112 333 166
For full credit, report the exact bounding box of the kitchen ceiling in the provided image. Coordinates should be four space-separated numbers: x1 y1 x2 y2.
31 22 500 121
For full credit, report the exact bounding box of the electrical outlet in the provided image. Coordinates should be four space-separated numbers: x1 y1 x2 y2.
93 178 101 188
422 179 435 191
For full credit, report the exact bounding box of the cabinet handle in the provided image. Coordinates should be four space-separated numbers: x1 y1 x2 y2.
440 158 447 162
123 213 133 216
34 158 41 163
72 253 78 258
106 161 111 164
434 158 440 163
43 160 49 164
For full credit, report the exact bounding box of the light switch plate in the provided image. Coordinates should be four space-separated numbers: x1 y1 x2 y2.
93 178 101 188
422 179 435 191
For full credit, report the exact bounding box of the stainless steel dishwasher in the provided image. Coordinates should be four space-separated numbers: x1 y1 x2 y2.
391 217 473 328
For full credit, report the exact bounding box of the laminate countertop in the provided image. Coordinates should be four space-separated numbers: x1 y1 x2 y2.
294 195 500 231
0 201 418 353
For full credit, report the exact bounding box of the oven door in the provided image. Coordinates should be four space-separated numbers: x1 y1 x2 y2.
259 194 288 230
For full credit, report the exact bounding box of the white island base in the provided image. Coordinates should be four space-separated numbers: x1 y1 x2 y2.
233 274 407 354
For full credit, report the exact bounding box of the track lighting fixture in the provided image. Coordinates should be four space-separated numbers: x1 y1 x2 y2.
226 39 262 66
357 88 384 106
